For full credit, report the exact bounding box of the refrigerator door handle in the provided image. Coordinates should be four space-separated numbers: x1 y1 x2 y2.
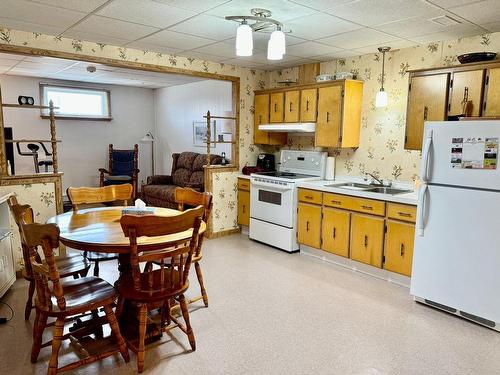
416 184 428 236
420 129 433 183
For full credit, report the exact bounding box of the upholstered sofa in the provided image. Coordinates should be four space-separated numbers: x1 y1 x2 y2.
142 152 222 208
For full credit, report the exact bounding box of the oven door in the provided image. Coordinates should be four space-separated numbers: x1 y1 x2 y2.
250 178 295 228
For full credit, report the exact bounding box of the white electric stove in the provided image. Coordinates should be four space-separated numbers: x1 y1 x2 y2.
249 150 327 252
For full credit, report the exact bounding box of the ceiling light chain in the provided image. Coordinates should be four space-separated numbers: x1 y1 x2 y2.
225 8 289 60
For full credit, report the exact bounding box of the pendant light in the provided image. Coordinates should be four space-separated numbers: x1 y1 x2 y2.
267 26 286 60
236 20 253 56
376 46 391 108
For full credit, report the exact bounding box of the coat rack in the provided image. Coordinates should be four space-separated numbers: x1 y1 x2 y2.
203 110 236 167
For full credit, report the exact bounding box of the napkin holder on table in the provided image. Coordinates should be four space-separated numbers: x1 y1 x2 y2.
122 199 155 216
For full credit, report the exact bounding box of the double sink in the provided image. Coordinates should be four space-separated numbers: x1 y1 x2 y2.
325 182 412 195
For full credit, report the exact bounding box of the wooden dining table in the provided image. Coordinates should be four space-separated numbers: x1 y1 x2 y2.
47 206 206 345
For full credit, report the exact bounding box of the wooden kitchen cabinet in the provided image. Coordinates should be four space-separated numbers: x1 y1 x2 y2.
237 178 250 226
384 220 415 276
297 202 321 249
270 92 284 123
284 90 300 123
405 73 449 150
254 93 287 145
449 69 485 117
350 213 385 268
484 67 500 117
321 208 350 257
300 88 317 122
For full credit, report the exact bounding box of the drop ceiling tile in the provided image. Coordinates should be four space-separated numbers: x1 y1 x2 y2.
68 15 159 41
286 41 342 58
15 61 75 72
0 0 85 29
0 17 67 36
376 16 452 38
0 59 20 68
0 53 25 61
312 49 360 60
427 0 486 9
448 0 500 25
483 21 500 33
351 39 418 54
286 12 362 40
62 29 130 46
29 0 108 12
180 51 228 63
169 14 238 40
191 41 239 59
125 41 183 55
136 30 214 50
152 0 230 12
318 28 399 49
409 23 487 43
206 0 317 22
96 0 195 29
327 0 443 27
288 0 359 11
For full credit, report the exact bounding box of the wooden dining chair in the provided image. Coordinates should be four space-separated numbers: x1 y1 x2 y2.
22 222 130 375
174 187 212 307
7 196 91 320
118 206 204 373
66 184 133 276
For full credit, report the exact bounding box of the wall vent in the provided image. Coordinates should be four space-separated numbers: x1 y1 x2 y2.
430 15 462 27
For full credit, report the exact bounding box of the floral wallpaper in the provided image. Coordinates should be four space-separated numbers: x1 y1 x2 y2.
268 31 500 182
0 183 57 271
211 171 239 233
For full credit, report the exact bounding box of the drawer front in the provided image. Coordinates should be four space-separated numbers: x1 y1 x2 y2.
298 189 322 205
345 196 385 216
238 178 250 191
323 193 350 209
387 203 416 222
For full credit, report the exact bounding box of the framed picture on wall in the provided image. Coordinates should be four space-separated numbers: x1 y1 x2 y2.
193 120 216 148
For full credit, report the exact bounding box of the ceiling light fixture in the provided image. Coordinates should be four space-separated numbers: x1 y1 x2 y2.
376 46 391 108
226 8 289 61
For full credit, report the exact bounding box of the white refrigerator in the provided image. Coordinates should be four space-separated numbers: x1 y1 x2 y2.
411 121 500 330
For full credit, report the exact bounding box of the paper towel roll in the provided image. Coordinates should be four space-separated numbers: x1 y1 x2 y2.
325 157 335 180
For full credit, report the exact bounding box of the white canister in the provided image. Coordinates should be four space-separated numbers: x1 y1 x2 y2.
325 157 335 180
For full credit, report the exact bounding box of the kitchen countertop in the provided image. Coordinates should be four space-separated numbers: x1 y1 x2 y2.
297 180 418 205
237 174 251 180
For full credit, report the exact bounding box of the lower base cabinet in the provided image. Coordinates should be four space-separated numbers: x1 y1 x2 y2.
237 178 250 226
297 203 321 249
384 220 415 276
321 208 350 257
350 213 385 267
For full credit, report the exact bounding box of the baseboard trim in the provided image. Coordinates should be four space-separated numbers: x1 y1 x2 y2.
300 245 411 288
207 227 240 239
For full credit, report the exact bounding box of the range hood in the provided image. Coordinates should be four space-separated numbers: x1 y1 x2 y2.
258 122 316 133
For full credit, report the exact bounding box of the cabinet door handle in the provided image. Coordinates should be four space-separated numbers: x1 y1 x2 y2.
289 102 293 112
326 112 330 122
400 243 405 256
304 195 313 200
364 235 368 247
463 86 469 104
423 106 428 121
306 221 310 231
306 100 309 111
242 205 246 214
330 200 341 205
397 211 412 217
333 227 336 239
274 102 277 112
259 115 262 124
361 205 373 211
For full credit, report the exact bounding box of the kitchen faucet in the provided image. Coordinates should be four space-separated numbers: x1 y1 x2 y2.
364 172 391 187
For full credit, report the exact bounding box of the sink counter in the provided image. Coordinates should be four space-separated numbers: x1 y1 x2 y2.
297 180 418 205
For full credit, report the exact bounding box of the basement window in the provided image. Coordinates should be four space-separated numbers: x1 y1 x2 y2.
40 84 112 120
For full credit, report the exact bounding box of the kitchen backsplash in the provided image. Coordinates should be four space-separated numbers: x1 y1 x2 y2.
267 31 500 182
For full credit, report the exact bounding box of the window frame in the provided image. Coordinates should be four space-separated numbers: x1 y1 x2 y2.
39 83 112 121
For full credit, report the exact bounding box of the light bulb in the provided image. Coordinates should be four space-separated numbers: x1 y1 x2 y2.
267 28 285 60
236 22 253 56
375 89 388 108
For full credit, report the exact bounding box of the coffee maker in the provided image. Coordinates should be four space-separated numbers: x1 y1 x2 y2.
256 153 275 172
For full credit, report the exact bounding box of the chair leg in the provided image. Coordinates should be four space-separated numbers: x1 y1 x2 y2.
115 295 125 320
103 305 130 363
47 317 65 375
25 280 35 320
137 303 148 373
31 310 48 363
160 298 171 327
179 294 196 351
194 262 208 307
93 261 100 277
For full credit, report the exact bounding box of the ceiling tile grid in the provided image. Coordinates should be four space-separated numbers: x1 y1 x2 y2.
0 0 497 70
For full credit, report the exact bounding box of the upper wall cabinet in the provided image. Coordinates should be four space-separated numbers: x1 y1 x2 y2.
254 93 287 145
254 80 363 147
405 74 449 150
405 61 500 151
